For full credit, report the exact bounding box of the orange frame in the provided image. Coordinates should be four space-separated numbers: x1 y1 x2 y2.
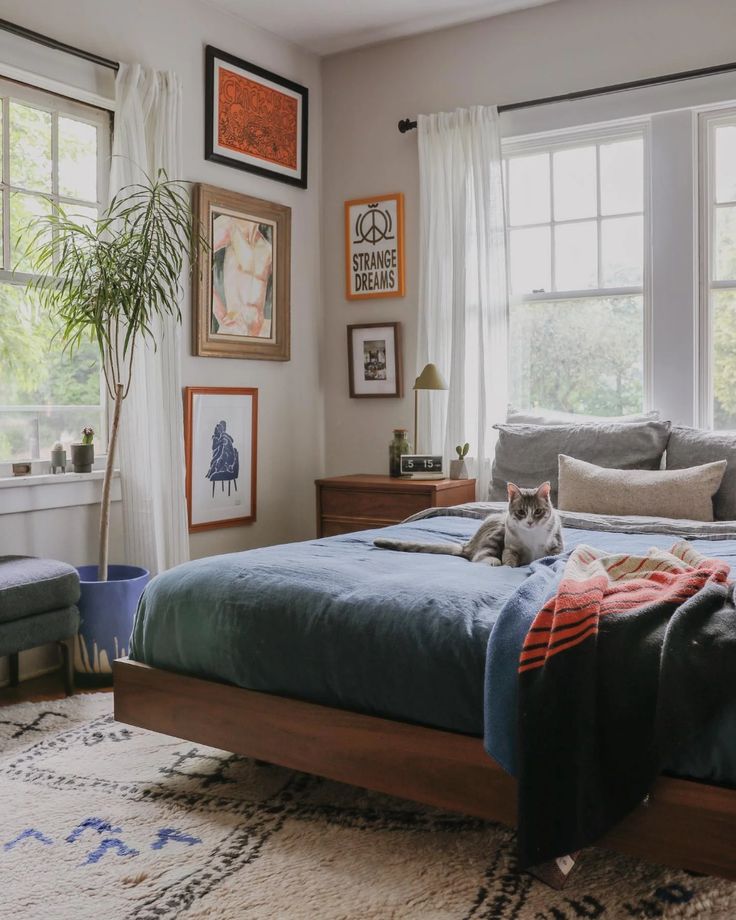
184 386 258 533
344 193 405 301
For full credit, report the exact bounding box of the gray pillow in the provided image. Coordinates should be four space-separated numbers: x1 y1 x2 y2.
506 407 660 425
490 420 672 503
557 454 726 521
666 426 736 521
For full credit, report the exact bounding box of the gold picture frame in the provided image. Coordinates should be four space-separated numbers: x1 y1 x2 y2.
193 183 291 361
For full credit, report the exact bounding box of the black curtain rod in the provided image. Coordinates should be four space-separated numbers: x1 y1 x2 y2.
0 18 119 72
397 59 736 133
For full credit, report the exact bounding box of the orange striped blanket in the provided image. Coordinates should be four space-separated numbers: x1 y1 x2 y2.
517 541 736 868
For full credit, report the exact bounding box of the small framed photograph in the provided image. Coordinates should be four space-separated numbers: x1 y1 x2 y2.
344 193 405 300
347 323 402 398
193 183 290 361
184 387 258 532
205 45 308 189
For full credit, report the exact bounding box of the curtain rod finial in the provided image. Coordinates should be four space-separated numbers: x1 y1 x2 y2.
398 118 417 134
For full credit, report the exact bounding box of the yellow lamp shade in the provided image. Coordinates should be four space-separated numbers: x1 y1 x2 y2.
414 363 448 391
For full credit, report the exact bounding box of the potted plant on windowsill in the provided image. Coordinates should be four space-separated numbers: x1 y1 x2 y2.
25 171 204 681
70 426 95 473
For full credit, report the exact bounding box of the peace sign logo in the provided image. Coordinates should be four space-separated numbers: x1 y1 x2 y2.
354 204 394 246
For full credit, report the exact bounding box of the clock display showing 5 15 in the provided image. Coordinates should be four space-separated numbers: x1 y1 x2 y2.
399 454 444 479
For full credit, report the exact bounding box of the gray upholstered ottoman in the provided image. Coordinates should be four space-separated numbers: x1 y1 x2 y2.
0 556 81 694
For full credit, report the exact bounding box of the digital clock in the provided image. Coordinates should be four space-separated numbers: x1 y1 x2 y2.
399 454 445 479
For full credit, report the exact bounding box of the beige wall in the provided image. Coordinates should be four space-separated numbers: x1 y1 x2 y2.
321 0 736 477
1 0 324 564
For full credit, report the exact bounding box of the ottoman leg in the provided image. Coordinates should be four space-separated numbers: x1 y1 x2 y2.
58 640 74 696
8 652 19 687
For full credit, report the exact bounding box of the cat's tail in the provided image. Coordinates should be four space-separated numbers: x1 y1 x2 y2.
373 538 465 556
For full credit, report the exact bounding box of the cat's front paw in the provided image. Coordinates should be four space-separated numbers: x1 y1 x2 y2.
482 556 503 566
501 551 519 567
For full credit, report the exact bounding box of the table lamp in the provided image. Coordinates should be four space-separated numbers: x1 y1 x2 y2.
413 363 448 452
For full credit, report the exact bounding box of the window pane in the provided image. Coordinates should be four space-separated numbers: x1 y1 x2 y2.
509 295 644 415
508 153 550 225
600 138 643 216
554 221 597 290
9 101 52 193
713 289 736 429
59 116 98 201
553 146 596 220
715 125 736 204
510 226 551 294
715 206 736 281
0 284 103 461
9 192 52 273
601 215 643 286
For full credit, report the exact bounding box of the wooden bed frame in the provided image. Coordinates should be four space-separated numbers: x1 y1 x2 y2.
113 656 736 882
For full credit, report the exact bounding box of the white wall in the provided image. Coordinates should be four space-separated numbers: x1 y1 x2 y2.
0 0 324 561
321 0 736 477
0 0 323 682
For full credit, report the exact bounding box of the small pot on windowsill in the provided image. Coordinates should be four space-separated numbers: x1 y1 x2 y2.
70 443 94 473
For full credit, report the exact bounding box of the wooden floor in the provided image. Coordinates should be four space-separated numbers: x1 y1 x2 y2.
0 670 110 706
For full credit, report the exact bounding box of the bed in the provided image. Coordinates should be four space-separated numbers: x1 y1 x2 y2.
114 504 736 881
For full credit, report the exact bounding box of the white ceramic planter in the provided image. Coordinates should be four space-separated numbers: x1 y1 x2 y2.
450 459 469 480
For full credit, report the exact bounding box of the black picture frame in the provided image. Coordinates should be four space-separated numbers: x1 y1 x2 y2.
205 45 309 189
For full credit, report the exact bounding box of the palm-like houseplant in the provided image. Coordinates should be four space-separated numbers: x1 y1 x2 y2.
27 171 203 581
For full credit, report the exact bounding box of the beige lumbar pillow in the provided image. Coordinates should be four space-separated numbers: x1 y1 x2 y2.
557 454 727 521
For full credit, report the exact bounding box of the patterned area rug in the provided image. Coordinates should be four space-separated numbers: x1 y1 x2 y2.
2 695 736 919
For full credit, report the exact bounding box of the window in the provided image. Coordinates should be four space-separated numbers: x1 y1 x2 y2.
0 78 110 463
503 126 648 417
702 109 736 429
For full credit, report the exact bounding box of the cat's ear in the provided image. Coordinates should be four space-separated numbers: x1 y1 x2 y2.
507 482 521 500
537 481 551 500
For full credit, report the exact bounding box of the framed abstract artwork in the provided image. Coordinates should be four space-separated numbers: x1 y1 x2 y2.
184 387 258 532
193 183 291 361
205 45 308 189
344 193 405 300
347 322 402 398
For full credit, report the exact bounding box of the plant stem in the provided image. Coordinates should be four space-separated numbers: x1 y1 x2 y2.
98 383 124 581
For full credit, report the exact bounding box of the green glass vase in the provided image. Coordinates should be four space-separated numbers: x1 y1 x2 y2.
389 428 411 477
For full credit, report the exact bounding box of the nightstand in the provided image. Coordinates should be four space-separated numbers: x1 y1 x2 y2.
315 474 477 537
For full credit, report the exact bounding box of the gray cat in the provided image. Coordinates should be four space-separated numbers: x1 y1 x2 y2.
374 482 564 567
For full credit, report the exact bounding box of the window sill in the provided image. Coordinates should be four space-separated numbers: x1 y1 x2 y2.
0 469 121 515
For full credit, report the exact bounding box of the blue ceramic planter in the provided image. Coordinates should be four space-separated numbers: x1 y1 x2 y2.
75 564 150 676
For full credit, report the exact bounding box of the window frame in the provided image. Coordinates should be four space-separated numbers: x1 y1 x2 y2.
501 118 653 411
0 76 112 462
698 105 736 428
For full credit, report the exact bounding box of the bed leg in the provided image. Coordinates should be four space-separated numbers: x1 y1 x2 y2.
527 853 580 890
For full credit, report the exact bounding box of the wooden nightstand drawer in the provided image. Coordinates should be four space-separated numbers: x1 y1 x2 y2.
320 487 428 522
315 475 476 538
320 516 394 537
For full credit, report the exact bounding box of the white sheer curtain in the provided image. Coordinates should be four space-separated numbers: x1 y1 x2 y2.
416 106 508 499
109 63 189 574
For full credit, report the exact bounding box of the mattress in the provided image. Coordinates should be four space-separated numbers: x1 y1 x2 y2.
129 507 736 786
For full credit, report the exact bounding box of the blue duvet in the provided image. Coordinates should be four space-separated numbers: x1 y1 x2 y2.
130 510 736 787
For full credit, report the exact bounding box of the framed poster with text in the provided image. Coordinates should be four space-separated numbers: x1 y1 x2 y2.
344 193 405 300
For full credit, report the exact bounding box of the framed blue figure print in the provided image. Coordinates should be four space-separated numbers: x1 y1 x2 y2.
184 387 258 532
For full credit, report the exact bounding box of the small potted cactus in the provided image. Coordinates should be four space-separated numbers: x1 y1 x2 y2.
71 426 95 473
450 442 470 480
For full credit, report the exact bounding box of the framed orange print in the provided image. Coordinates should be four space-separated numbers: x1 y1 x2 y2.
344 193 405 300
205 46 308 189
